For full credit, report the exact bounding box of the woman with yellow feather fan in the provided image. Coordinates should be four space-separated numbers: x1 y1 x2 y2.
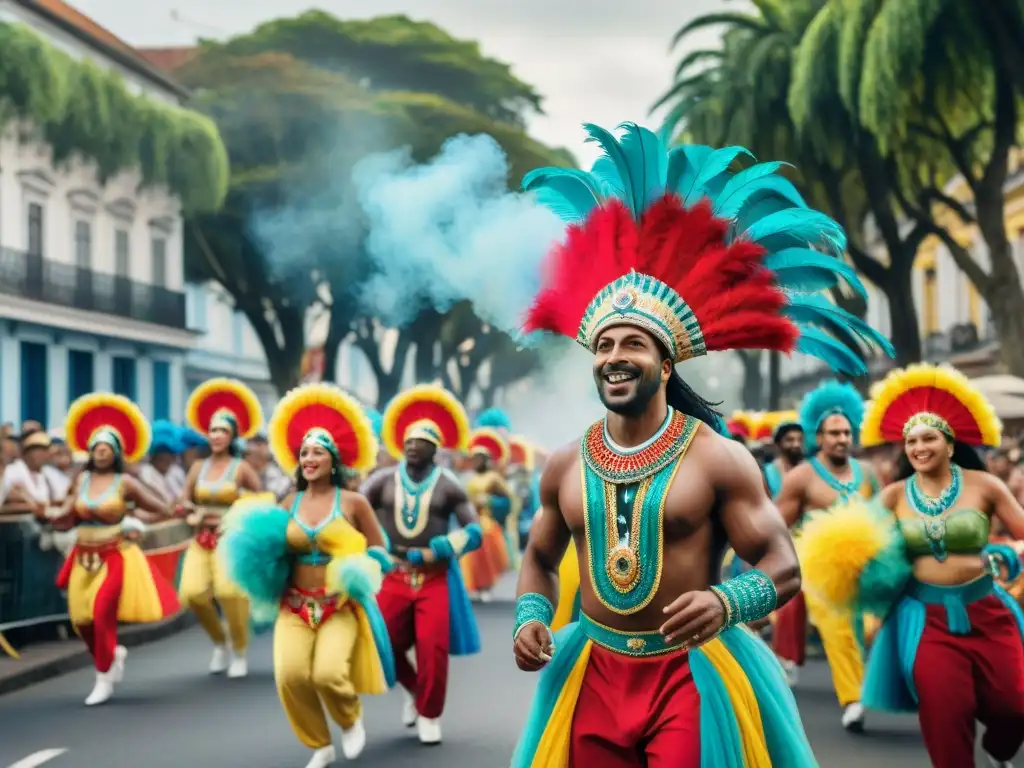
220 383 394 767
178 378 264 678
53 393 181 706
796 364 1024 768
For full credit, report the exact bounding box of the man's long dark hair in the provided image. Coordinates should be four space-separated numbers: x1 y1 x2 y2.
894 440 986 481
666 367 723 427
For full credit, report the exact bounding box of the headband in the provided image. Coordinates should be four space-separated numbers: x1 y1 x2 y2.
301 427 340 461
210 408 239 436
902 412 955 441
89 427 123 455
405 419 443 447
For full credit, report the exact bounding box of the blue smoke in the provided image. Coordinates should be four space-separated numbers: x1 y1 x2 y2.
351 134 566 333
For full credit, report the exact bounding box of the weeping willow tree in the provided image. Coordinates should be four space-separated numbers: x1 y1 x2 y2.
0 22 228 213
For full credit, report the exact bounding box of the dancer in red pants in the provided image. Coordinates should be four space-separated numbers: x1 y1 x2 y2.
54 393 180 706
362 384 483 746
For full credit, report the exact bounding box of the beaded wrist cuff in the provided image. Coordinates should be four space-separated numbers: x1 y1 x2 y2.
710 569 778 630
514 592 554 639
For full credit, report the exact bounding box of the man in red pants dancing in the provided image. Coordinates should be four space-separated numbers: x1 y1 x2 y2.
362 384 483 746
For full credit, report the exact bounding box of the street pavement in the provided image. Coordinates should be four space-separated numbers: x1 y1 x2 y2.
0 591 994 768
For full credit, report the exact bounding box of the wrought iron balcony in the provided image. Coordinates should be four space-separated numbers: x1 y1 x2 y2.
0 248 187 329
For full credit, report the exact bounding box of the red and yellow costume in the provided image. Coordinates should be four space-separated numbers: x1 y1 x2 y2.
463 428 518 593
222 383 392 765
377 384 481 727
180 378 263 668
60 394 179 702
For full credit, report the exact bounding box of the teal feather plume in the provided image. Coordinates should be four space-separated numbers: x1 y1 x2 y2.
856 508 913 618
522 168 604 224
618 121 667 211
682 145 753 206
713 161 790 219
794 327 867 376
785 294 895 358
665 144 714 199
582 123 641 217
765 249 867 298
799 380 866 445
476 407 511 431
742 208 847 256
219 504 291 622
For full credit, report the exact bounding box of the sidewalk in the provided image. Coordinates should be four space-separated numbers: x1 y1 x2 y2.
0 611 195 697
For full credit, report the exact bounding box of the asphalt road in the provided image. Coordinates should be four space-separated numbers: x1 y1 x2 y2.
0 600 990 768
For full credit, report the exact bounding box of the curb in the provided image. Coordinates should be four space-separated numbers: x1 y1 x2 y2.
0 611 196 697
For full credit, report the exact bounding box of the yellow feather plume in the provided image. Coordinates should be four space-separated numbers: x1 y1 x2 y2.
382 384 469 459
795 499 890 609
862 363 1001 447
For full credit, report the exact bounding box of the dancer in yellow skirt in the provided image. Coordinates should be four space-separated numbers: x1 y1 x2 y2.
221 383 394 767
776 380 879 732
53 393 180 706
178 378 264 678
463 427 517 600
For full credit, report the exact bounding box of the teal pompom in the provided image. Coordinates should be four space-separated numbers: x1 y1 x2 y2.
856 515 913 618
220 505 291 608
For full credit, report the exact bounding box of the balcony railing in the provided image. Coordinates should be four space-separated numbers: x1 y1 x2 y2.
0 248 187 329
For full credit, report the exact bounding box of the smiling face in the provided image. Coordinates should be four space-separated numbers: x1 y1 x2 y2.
91 442 116 471
299 443 333 483
817 414 853 463
593 325 669 417
905 425 952 474
208 426 233 455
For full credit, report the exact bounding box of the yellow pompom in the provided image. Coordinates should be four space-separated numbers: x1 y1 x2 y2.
795 500 889 609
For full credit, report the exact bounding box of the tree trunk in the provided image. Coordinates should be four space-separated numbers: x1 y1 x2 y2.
885 263 922 365
736 351 764 409
353 321 414 408
768 352 781 409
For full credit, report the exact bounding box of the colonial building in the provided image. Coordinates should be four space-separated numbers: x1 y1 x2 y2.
0 0 207 429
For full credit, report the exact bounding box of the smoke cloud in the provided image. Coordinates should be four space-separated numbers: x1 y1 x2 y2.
352 134 566 332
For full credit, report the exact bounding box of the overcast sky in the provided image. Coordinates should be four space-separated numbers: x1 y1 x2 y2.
75 0 735 164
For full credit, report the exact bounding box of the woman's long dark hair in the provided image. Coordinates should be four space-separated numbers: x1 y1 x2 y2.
294 455 345 492
894 439 986 481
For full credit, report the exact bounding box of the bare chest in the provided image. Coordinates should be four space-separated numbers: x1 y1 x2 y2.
377 474 453 546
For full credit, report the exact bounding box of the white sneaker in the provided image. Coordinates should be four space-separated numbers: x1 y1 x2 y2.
84 671 114 706
303 745 335 768
985 754 1013 768
402 690 418 727
479 590 492 603
209 645 229 674
778 658 798 687
416 716 442 745
841 702 865 733
227 655 248 679
111 646 128 683
340 718 366 759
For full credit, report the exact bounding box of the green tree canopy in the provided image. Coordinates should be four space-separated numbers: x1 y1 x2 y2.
0 21 227 214
192 12 542 126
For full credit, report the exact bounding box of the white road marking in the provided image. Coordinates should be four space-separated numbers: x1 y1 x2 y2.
7 748 67 768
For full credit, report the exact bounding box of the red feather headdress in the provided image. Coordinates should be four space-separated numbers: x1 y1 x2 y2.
862 364 1001 447
381 384 470 460
521 123 892 371
66 393 151 463
186 377 263 439
268 383 377 475
468 428 511 466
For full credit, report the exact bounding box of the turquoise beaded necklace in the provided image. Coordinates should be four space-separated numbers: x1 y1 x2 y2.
905 463 963 562
396 462 440 538
810 456 863 501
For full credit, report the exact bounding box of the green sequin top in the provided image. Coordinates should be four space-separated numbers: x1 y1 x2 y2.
900 508 990 559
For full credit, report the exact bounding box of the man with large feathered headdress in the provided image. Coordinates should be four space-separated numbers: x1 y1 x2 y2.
510 123 892 766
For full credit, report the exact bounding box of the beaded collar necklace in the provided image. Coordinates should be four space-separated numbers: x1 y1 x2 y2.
810 456 863 501
584 408 692 483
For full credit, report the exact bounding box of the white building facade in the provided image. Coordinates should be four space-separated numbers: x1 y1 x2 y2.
0 0 197 430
